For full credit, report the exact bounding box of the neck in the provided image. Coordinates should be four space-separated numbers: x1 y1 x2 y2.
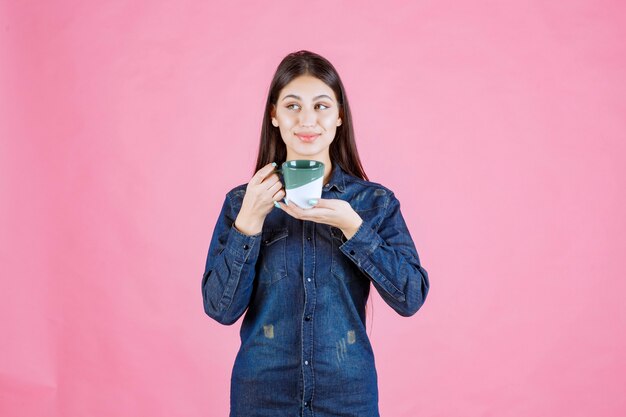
324 161 333 186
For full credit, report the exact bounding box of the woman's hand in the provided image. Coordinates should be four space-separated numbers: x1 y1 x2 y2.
235 162 285 236
276 198 363 240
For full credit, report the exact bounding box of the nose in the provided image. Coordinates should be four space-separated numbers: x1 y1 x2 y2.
299 106 317 127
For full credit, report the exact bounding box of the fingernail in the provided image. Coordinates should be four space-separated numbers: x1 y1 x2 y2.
273 201 281 208
308 199 318 205
284 198 289 206
271 162 277 167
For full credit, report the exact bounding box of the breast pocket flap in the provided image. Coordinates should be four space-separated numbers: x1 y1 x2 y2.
261 228 289 246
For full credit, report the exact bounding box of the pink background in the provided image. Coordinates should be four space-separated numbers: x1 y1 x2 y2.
1 1 625 416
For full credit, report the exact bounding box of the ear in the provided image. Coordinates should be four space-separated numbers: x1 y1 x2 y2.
337 118 342 126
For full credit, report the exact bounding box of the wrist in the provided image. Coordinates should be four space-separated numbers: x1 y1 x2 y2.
234 212 264 236
341 216 363 240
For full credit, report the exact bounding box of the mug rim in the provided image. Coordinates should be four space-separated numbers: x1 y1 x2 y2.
282 159 324 170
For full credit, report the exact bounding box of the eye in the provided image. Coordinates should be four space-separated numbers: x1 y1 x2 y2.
286 103 330 110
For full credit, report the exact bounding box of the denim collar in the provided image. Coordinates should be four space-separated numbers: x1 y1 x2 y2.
323 161 346 193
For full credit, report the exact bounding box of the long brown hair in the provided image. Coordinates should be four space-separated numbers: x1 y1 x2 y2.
253 50 369 181
253 50 375 335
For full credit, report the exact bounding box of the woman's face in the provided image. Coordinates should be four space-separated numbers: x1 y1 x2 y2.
271 75 342 162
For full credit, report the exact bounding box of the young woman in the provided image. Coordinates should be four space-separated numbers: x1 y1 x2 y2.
202 50 430 417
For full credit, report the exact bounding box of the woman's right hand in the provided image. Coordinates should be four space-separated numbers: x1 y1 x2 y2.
234 162 285 236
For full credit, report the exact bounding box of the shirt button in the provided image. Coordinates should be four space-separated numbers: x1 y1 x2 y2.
350 249 355 255
307 236 311 241
304 401 309 406
307 278 311 282
243 244 249 250
305 315 311 321
304 360 309 365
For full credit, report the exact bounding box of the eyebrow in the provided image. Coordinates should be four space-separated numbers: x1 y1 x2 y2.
281 94 334 102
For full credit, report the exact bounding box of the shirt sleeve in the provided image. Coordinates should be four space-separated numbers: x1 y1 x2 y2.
338 192 430 317
201 191 262 325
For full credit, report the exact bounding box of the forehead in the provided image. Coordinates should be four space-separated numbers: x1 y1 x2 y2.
278 75 337 101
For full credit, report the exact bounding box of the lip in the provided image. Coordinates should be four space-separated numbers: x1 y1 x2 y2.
296 134 320 142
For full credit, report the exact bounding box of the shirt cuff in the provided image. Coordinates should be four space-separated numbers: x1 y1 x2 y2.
338 219 383 267
226 223 262 263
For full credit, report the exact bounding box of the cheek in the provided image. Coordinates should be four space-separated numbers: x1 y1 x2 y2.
319 113 339 128
278 115 297 128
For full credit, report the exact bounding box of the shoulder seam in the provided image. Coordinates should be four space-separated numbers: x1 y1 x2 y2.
348 177 391 192
226 192 234 219
384 189 397 217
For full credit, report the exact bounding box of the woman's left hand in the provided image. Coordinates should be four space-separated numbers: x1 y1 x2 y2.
276 198 363 240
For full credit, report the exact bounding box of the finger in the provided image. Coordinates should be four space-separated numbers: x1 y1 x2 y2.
290 201 319 221
307 198 335 209
251 162 278 185
279 198 300 217
285 198 303 211
262 173 281 189
272 187 285 201
275 197 292 214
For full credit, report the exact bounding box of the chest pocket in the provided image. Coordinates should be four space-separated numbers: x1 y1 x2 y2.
330 226 358 283
258 227 289 286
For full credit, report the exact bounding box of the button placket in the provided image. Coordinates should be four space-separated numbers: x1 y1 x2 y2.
301 220 316 411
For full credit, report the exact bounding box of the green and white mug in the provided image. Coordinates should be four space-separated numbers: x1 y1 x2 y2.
274 160 325 209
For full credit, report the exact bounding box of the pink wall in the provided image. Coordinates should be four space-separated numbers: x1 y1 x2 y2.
1 1 625 416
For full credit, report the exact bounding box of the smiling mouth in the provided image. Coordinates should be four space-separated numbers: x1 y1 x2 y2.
296 134 320 142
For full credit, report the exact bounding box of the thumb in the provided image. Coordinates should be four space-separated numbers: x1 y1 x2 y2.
307 197 325 207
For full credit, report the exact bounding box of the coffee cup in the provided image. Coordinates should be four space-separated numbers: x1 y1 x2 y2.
273 160 325 209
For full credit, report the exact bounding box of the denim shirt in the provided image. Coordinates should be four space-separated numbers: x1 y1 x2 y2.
201 161 430 417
